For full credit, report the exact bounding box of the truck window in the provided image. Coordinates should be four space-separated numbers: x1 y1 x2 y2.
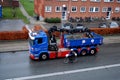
37 38 43 44
28 38 34 46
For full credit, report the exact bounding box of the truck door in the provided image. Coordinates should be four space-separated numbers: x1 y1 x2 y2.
35 37 48 53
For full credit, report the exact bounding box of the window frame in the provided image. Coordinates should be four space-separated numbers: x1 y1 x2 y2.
90 0 101 2
71 6 77 12
55 6 62 12
45 6 52 12
89 7 100 12
115 7 120 13
72 0 78 1
80 6 86 12
102 7 108 12
81 0 87 1
104 0 114 2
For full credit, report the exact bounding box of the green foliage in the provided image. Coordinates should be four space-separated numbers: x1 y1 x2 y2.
2 7 29 24
19 0 34 16
44 17 61 23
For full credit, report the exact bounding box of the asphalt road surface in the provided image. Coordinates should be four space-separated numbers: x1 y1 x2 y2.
0 43 120 80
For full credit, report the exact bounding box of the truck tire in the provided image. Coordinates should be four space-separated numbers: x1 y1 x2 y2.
81 50 87 56
90 49 96 55
40 53 48 60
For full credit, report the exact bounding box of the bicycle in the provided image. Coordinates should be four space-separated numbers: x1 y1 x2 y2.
64 51 77 63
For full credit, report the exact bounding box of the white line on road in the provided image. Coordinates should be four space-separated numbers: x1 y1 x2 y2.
6 63 120 80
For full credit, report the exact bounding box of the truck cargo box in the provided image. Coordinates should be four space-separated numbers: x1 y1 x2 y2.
63 32 103 48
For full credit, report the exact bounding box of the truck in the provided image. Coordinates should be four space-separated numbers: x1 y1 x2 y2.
26 25 103 60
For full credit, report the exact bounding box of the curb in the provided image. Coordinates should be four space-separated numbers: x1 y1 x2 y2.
0 49 29 53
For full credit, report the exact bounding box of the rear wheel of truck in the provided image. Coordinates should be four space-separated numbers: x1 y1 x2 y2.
40 53 48 60
90 49 96 55
81 50 87 56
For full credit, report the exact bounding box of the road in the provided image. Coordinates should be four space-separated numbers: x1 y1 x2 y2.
0 43 120 80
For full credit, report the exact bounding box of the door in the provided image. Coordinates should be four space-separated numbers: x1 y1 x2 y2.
106 7 112 20
62 6 67 20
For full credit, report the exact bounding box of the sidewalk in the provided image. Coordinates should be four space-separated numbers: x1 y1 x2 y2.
0 40 28 53
0 36 120 53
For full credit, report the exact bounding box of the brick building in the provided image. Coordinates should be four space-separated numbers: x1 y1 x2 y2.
34 0 120 20
0 0 19 7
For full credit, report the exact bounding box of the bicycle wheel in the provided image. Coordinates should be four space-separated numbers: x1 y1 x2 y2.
64 57 69 64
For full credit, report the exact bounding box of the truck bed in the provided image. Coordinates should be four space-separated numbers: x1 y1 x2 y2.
64 32 103 48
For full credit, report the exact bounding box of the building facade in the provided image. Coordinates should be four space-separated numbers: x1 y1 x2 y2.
34 0 120 20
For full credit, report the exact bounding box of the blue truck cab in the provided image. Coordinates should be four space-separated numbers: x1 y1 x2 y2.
29 30 49 60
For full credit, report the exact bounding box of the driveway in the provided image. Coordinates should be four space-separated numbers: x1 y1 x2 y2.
0 19 25 31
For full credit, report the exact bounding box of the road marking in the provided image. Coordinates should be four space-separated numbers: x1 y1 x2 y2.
6 63 120 80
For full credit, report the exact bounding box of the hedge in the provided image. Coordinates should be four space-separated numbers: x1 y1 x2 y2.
33 25 120 37
90 28 120 35
0 25 120 40
44 17 61 23
0 26 28 40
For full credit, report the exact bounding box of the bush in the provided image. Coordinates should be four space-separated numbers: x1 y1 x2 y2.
44 17 61 23
112 17 116 21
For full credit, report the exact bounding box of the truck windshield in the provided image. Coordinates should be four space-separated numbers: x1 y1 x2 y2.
28 38 34 46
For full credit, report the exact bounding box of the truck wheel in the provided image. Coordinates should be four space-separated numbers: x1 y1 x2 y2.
81 50 87 56
40 53 48 60
90 49 96 55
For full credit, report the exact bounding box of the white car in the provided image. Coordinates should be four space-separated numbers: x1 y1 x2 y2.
62 23 73 30
109 22 119 28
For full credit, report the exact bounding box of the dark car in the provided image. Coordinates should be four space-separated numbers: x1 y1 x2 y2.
98 23 107 28
76 24 84 29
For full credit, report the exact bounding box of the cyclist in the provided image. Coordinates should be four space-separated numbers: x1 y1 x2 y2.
65 49 77 63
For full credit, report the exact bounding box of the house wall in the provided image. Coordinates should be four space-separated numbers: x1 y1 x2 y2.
34 0 120 20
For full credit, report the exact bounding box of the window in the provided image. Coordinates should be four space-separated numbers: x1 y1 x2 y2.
29 38 34 46
89 7 99 12
81 0 87 1
90 0 101 2
115 7 120 12
117 0 120 3
80 7 86 12
57 0 68 1
104 0 114 2
72 0 78 1
71 6 77 12
108 7 112 11
55 6 61 12
37 38 43 44
45 6 52 12
102 7 108 12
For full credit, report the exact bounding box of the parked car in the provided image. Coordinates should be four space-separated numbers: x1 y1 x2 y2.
98 21 119 28
98 23 107 28
75 23 88 32
62 23 73 30
109 21 119 28
76 24 84 29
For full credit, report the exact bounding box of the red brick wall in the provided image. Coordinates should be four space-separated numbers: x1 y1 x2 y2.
0 0 12 7
34 0 120 19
